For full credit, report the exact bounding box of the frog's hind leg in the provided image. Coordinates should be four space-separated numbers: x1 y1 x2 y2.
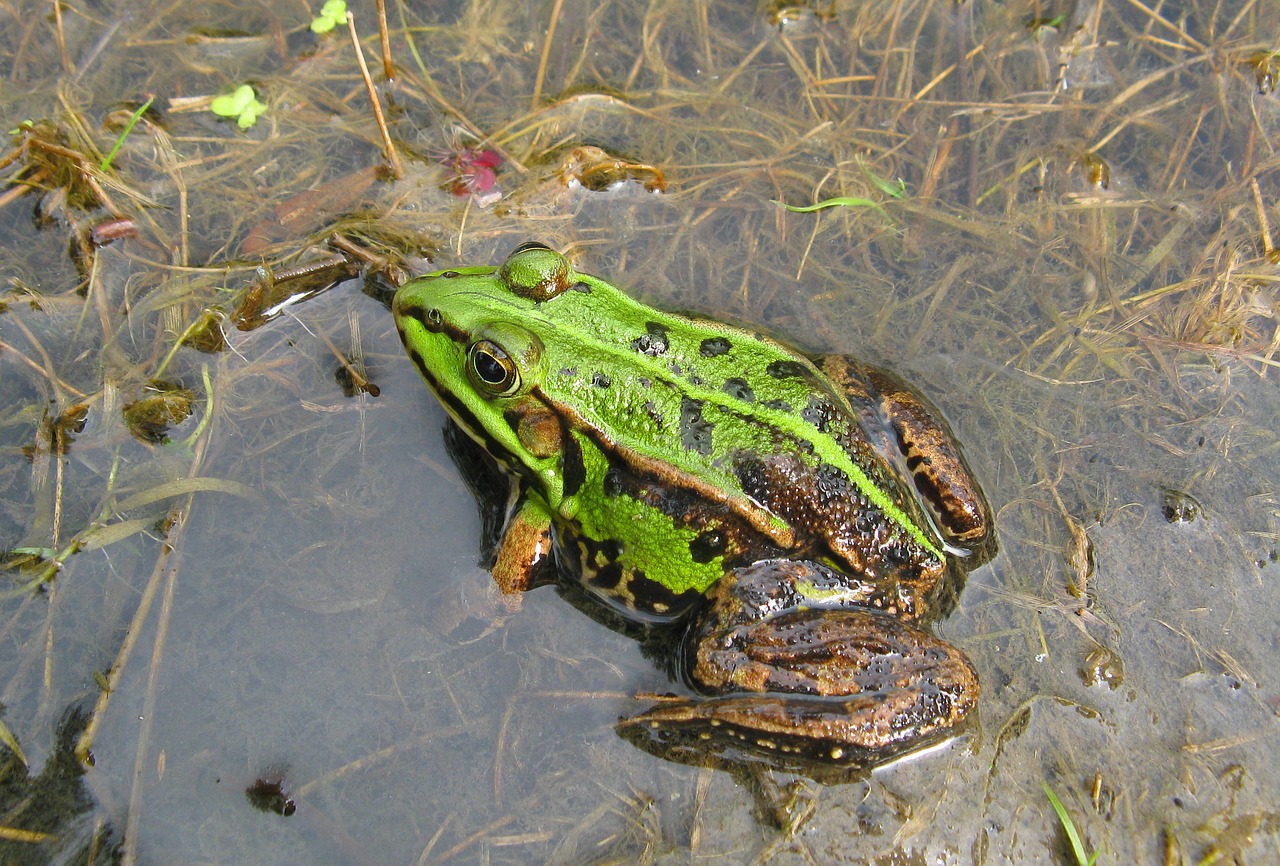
819 356 991 552
619 560 979 768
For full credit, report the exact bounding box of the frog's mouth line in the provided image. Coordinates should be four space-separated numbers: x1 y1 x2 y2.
400 338 483 442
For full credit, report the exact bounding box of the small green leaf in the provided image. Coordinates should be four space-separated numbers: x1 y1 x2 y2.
210 85 267 129
210 85 253 117
862 169 907 199
235 100 267 129
311 0 347 33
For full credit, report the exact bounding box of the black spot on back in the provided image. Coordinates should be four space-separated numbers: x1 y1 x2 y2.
592 372 611 388
679 397 714 456
642 399 665 428
801 395 833 430
631 322 670 357
603 466 625 497
767 359 813 380
700 337 732 358
814 462 853 500
732 454 768 500
722 377 755 402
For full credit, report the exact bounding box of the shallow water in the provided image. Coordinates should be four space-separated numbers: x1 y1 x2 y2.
2 0 1279 863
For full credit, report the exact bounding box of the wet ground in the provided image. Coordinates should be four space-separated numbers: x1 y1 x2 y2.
2 0 1279 863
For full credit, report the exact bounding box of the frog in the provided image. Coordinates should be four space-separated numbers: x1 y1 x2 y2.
392 242 992 767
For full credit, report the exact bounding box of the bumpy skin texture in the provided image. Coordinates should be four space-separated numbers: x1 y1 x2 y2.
628 560 979 764
393 244 992 764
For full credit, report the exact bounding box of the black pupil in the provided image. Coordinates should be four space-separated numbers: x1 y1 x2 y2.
474 349 508 385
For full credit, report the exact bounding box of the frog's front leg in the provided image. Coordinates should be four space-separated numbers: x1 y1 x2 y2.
625 561 979 765
491 486 555 597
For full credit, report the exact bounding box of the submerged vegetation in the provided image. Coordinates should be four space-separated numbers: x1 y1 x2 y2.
1044 782 1100 866
0 0 1278 862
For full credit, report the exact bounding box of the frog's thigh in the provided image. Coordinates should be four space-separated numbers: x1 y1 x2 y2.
821 355 989 546
686 598 976 754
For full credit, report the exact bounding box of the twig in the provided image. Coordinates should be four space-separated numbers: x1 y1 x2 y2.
376 0 394 82
393 2 522 171
1251 178 1275 260
23 137 128 217
531 0 565 110
346 12 403 179
50 0 73 74
300 309 380 397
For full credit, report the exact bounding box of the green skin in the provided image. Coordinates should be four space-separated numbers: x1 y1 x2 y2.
393 243 992 765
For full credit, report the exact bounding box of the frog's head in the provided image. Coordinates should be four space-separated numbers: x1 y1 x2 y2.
392 243 576 478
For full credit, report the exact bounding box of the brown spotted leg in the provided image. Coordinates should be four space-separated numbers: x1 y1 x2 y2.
820 356 991 552
621 560 979 766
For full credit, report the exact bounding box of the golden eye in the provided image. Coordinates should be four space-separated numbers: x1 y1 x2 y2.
468 340 520 396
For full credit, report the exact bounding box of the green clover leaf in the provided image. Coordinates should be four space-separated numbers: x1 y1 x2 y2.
311 0 347 33
210 84 267 130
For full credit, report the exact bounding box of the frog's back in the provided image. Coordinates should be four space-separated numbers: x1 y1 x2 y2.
534 277 946 594
394 245 948 620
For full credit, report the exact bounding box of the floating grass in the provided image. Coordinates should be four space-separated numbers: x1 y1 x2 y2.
772 196 889 214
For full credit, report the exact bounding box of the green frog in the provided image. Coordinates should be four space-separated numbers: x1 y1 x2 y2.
393 243 992 767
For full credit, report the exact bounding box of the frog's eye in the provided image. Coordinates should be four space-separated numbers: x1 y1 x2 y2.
467 339 521 397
